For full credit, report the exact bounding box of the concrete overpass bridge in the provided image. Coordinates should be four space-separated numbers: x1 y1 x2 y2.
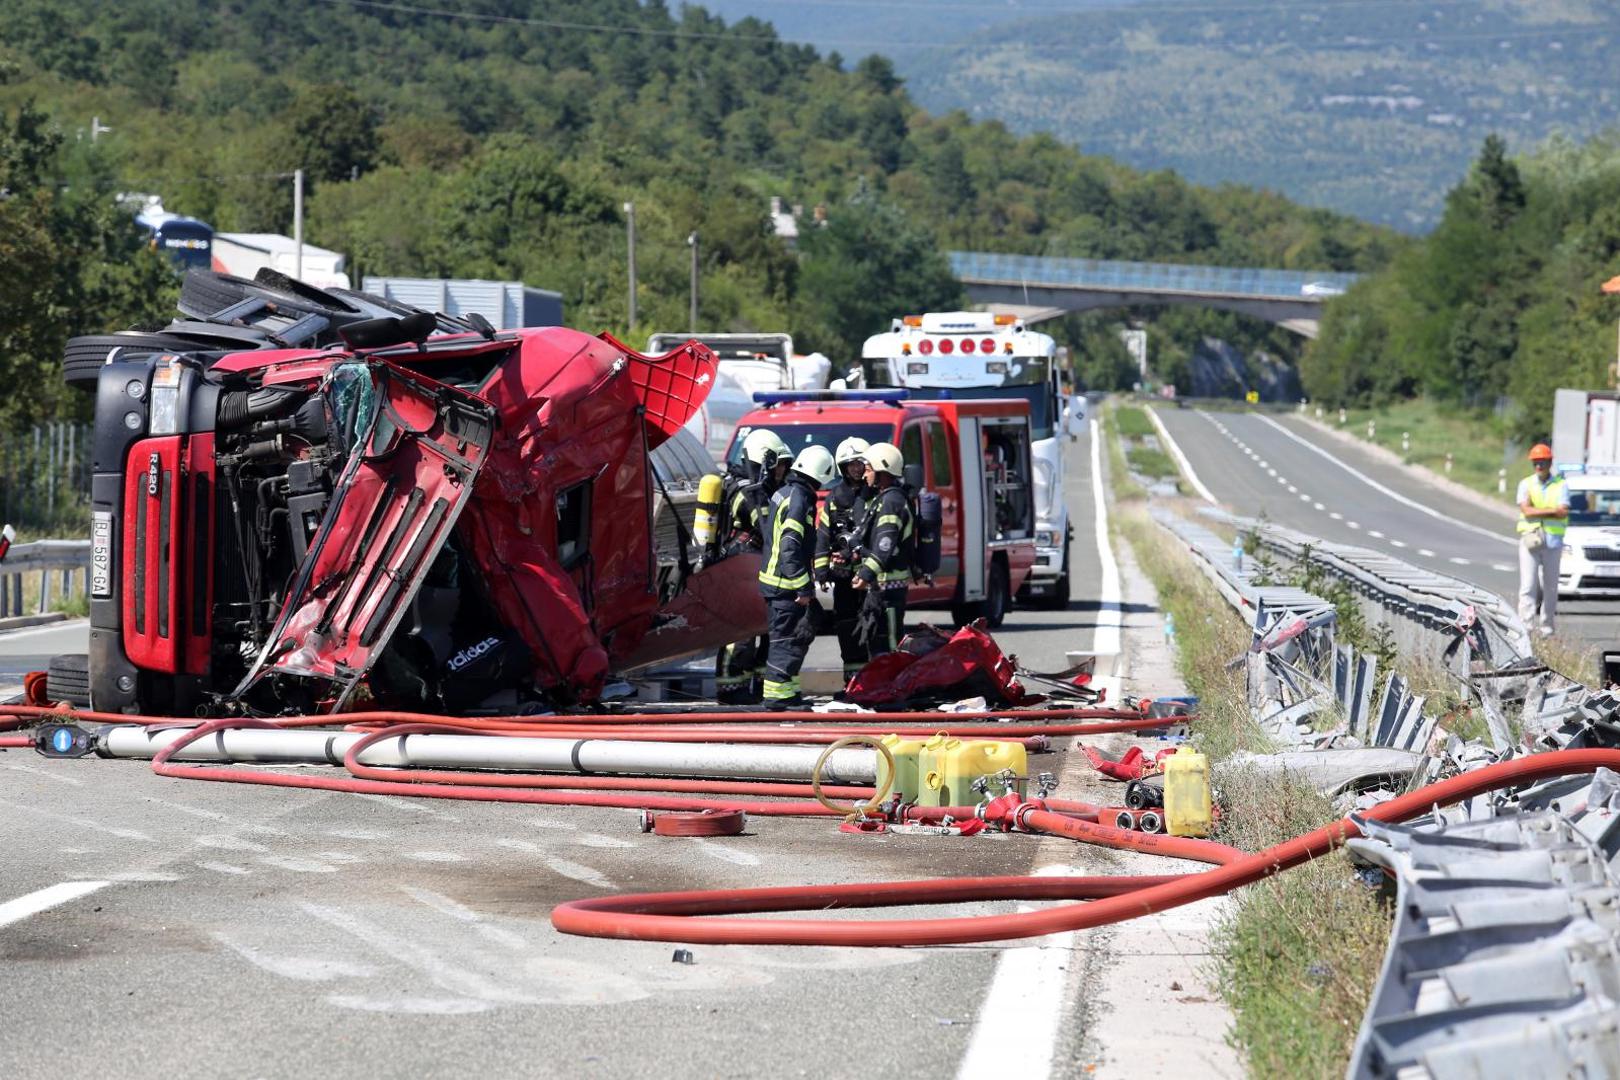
949 251 1358 339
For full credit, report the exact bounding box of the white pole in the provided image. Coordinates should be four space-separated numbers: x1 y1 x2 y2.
293 168 305 283
99 727 879 784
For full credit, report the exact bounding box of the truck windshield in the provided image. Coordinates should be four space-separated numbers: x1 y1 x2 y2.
1570 488 1620 526
726 423 895 467
903 385 1052 440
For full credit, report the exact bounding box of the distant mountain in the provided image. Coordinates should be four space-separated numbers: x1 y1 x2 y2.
706 0 1620 230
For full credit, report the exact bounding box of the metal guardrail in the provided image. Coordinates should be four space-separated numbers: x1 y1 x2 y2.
0 540 91 619
1151 502 1620 1077
948 251 1360 301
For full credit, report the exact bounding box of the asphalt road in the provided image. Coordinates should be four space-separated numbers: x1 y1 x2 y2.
1154 407 1618 649
0 429 1161 1079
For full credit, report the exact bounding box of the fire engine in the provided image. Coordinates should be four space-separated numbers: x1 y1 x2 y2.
859 312 1084 607
725 390 1037 627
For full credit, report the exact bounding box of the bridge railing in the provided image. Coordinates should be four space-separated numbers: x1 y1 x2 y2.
948 251 1359 301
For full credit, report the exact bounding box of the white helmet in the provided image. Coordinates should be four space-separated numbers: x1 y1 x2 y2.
865 441 904 480
834 436 870 469
741 428 790 470
791 445 837 488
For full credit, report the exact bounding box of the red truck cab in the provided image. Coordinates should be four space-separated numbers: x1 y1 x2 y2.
725 390 1037 626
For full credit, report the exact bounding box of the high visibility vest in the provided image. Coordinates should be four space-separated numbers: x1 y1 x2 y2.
1517 474 1568 537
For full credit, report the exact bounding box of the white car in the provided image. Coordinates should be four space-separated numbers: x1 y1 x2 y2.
1558 473 1620 598
1300 281 1346 298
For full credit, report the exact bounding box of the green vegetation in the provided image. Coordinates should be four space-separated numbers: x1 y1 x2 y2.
1307 132 1620 441
1125 446 1176 480
1316 398 1521 504
898 1 1620 231
1111 405 1156 439
1117 503 1390 1078
0 0 1400 432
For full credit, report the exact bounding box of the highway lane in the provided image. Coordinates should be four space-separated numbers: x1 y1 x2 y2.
0 429 1177 1080
1155 407 1616 648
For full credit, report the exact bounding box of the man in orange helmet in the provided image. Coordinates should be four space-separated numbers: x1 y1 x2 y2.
1517 443 1569 636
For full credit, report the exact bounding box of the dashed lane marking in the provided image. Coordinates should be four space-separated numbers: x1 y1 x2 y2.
1253 415 1514 547
1390 539 1408 548
1492 563 1513 573
1368 530 1385 539
1450 556 1471 566
1418 548 1436 557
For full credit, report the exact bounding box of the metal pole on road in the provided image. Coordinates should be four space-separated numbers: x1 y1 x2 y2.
624 201 637 330
293 168 305 283
100 727 880 784
687 230 699 332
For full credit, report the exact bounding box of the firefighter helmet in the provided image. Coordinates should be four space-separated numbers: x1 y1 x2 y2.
742 428 790 471
834 436 870 469
791 444 837 488
865 442 904 480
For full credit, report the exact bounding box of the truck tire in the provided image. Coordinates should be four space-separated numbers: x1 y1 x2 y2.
1035 536 1073 610
984 560 1011 628
47 653 91 709
62 332 201 391
178 270 356 322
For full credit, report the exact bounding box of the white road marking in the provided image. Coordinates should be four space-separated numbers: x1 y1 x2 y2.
0 618 89 643
402 886 528 949
957 865 1080 1079
694 839 762 866
545 857 615 890
1148 409 1217 503
1298 494 1311 502
1090 419 1123 657
1450 556 1470 566
1368 530 1385 539
1275 476 1287 485
2 762 83 786
350 793 458 820
1313 502 1326 511
1390 539 1408 548
259 855 338 873
1329 512 1343 520
0 796 156 841
573 833 637 849
1347 521 1361 530
1266 468 1277 477
196 861 251 875
1286 484 1298 494
404 851 464 863
1253 415 1514 547
1492 563 1513 573
1418 548 1436 557
0 880 110 929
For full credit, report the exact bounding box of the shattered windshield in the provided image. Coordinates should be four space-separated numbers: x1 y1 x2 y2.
325 362 377 453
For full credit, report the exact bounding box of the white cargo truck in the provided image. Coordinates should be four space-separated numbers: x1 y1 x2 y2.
212 233 350 289
859 312 1085 607
1550 387 1620 598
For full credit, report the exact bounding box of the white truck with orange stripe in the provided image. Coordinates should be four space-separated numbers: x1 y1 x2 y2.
859 312 1084 607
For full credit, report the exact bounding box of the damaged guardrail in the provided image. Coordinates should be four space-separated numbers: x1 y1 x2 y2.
1151 501 1620 1078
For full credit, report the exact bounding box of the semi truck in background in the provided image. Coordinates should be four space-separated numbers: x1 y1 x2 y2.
645 332 831 458
211 233 351 289
1551 388 1620 598
859 312 1085 607
123 195 214 273
363 277 563 331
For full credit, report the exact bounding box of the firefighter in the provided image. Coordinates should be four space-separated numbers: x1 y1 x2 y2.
814 436 874 682
713 428 791 704
853 441 914 658
759 444 836 710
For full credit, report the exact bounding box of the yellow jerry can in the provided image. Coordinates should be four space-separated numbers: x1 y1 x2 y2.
916 734 1027 808
878 734 930 804
1163 745 1213 837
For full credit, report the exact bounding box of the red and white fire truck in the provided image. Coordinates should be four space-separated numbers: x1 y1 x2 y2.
724 390 1037 627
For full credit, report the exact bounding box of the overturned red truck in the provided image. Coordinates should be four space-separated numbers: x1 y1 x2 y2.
79 307 758 716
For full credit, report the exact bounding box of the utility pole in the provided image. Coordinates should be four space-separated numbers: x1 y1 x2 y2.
687 231 699 333
624 201 637 330
292 168 305 283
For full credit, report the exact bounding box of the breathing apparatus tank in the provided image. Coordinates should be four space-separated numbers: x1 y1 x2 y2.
914 490 943 576
693 473 725 551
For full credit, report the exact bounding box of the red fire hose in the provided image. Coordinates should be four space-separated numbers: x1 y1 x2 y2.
548 750 1620 946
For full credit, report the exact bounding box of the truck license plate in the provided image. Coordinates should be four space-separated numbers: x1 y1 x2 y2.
91 511 113 598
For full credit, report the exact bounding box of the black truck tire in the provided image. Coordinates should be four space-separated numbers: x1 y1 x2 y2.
47 653 91 708
178 269 357 322
62 332 204 391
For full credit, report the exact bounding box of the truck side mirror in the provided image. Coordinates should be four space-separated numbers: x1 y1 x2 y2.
903 463 924 490
1066 396 1086 440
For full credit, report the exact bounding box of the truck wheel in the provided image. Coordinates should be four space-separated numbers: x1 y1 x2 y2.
179 270 356 322
47 654 91 709
62 332 201 392
984 561 1011 628
1036 536 1073 610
